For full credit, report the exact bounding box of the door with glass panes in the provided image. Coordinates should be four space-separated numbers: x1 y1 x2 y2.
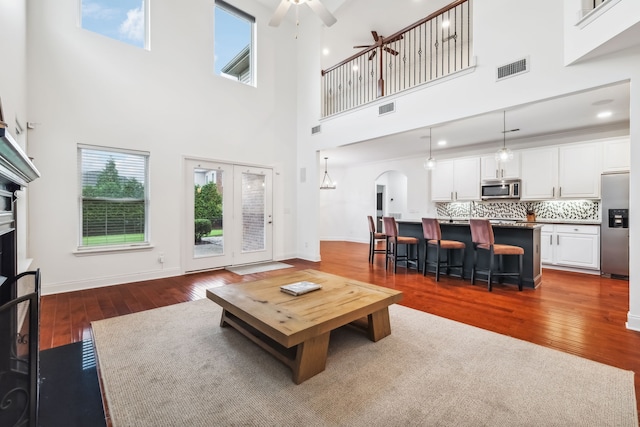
184 159 273 272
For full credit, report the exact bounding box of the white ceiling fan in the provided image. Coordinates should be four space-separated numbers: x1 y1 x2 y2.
268 0 337 27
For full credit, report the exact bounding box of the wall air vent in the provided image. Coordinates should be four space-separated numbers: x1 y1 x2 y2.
311 125 321 135
379 102 395 116
496 57 530 81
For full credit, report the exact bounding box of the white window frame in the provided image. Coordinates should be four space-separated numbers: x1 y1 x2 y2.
214 0 256 86
77 145 151 253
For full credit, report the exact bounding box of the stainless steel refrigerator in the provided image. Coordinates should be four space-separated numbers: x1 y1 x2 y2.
600 172 629 277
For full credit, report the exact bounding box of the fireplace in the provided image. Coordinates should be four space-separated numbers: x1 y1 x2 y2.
0 103 41 427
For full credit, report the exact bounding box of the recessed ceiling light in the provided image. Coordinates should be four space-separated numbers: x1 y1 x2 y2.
322 48 329 56
438 140 447 146
352 65 359 72
442 20 450 28
597 111 613 118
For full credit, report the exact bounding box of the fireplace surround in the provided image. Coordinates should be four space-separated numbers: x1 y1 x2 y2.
0 106 41 427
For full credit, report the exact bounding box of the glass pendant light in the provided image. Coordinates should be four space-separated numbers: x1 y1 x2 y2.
423 128 436 170
495 110 514 162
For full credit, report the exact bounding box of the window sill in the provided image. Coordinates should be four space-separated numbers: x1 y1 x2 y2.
73 243 154 256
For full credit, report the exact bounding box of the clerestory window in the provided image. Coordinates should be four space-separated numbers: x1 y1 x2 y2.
80 0 149 49
214 0 255 86
78 145 150 249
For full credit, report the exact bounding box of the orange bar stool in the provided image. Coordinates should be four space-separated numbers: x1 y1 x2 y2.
367 215 386 263
469 219 524 291
421 218 466 281
383 216 419 273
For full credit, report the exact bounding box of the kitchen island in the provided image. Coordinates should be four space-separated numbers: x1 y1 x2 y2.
397 220 543 289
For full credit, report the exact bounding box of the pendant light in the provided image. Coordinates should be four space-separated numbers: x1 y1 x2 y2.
423 128 436 170
320 157 336 189
495 110 514 163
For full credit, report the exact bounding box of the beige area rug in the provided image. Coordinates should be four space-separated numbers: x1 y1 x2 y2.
225 261 293 275
92 299 637 427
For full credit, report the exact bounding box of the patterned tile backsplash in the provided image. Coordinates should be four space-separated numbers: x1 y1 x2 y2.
436 200 600 221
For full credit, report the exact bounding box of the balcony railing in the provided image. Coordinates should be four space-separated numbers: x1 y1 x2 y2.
321 0 472 117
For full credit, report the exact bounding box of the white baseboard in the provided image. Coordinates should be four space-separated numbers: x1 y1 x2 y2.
626 312 640 332
41 267 182 295
541 264 600 275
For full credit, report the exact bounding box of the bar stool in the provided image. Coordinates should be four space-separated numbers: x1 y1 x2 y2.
367 215 386 263
383 217 419 273
421 218 466 281
469 219 524 292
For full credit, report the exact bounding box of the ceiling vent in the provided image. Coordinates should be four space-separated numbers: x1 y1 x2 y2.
379 102 396 116
496 57 529 81
311 125 321 135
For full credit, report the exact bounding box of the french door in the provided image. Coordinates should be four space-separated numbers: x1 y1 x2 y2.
184 158 273 272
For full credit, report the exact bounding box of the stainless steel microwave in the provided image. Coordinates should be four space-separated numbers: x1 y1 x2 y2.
481 179 521 200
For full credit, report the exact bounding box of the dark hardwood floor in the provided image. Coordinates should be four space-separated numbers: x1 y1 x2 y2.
40 241 640 417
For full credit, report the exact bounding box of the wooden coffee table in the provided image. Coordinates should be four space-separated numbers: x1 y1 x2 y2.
206 269 403 384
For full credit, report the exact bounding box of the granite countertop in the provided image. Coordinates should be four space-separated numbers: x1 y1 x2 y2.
397 218 601 228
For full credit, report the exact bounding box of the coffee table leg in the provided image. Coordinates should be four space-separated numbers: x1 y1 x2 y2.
292 332 330 384
367 307 392 342
219 309 229 327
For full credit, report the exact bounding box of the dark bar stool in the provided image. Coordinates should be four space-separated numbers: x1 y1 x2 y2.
367 215 386 263
469 219 524 291
383 216 419 273
421 218 466 281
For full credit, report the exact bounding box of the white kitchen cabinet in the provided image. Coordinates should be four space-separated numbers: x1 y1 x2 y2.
521 143 601 200
431 157 480 201
540 224 554 264
541 224 600 270
558 143 601 198
602 139 630 172
480 153 520 180
520 147 558 200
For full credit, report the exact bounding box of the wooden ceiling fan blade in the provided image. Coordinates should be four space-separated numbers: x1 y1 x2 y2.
353 45 372 49
371 31 379 41
384 47 399 56
306 0 337 27
268 0 291 27
368 50 377 60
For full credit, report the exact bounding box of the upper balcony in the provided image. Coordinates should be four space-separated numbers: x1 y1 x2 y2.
320 0 473 118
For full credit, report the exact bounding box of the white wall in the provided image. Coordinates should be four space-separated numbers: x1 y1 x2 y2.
24 0 299 293
0 0 31 272
319 157 429 243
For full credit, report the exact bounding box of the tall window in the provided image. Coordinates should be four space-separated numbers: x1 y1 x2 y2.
80 0 149 49
214 0 255 85
78 146 149 248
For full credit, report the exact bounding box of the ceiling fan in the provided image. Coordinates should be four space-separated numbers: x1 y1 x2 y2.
268 0 337 27
353 31 403 60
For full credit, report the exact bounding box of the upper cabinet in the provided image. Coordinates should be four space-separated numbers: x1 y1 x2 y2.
431 157 480 201
520 147 558 200
480 153 520 180
558 143 602 198
521 142 602 200
602 139 630 172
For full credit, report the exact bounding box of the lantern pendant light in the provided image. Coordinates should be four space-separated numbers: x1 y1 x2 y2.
320 157 337 189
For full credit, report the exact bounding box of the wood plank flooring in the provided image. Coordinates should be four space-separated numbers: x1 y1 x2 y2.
41 241 640 416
